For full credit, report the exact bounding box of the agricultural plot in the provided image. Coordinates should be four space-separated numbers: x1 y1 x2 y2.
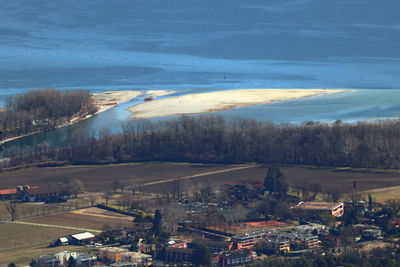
21 207 134 231
1 163 400 203
0 223 82 265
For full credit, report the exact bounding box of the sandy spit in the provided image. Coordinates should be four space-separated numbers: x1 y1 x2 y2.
128 89 352 118
0 90 142 145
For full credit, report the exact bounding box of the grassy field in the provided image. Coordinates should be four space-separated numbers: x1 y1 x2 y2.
2 162 400 197
363 185 400 203
21 207 134 231
0 199 91 221
0 223 85 265
0 207 133 265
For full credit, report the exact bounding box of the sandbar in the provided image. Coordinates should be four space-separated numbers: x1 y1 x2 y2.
128 89 352 118
145 90 176 98
93 90 143 114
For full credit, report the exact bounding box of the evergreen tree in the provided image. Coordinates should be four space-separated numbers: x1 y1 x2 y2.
264 166 288 197
152 209 162 235
67 256 76 267
368 194 373 210
192 244 212 266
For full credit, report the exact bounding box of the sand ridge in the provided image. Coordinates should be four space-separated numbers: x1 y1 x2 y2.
128 88 353 118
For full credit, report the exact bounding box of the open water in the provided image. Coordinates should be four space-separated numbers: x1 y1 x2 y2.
1 0 400 149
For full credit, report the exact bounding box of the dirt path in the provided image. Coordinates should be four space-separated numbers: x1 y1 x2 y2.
139 163 258 187
2 220 102 233
71 208 132 220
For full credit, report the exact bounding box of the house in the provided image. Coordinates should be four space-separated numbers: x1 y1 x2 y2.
164 247 194 263
190 239 233 253
69 232 96 245
291 201 344 217
256 238 291 254
166 240 188 248
362 229 383 240
389 218 400 228
0 188 17 200
16 184 70 203
218 249 257 266
31 255 60 267
99 247 128 263
31 251 96 267
54 237 70 246
265 231 320 250
120 252 152 265
232 231 266 249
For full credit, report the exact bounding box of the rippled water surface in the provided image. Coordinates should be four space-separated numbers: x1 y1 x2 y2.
1 0 400 149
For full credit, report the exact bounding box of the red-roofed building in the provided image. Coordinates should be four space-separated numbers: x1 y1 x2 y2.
16 185 70 202
291 201 344 217
0 188 17 199
389 218 400 228
243 220 288 228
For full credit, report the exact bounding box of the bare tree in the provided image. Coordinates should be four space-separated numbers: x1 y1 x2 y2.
5 201 18 221
103 190 113 205
309 182 321 199
69 179 84 198
163 203 186 233
88 195 98 207
325 187 342 202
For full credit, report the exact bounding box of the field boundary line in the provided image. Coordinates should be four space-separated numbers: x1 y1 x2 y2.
139 163 258 187
1 220 102 233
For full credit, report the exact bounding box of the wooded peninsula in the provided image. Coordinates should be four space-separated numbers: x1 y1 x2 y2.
0 88 97 143
3 114 400 170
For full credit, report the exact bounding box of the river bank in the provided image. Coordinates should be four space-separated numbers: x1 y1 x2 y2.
0 90 175 145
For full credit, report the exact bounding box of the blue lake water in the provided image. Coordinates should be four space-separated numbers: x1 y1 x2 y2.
1 0 400 150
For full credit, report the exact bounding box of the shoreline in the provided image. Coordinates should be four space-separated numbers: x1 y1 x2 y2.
128 88 354 118
0 90 175 146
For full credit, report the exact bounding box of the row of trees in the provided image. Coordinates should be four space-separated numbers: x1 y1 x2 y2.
0 88 97 142
4 115 400 169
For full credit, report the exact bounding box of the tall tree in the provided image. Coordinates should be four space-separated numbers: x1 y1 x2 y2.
192 244 212 266
152 209 162 235
264 166 288 197
67 256 76 267
368 194 373 211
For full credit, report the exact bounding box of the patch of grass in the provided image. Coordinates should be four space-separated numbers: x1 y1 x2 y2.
0 223 79 265
22 209 133 231
362 185 400 203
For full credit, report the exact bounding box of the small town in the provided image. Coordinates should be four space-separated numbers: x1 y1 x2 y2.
1 166 399 266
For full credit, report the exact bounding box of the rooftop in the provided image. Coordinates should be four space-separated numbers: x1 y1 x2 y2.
99 247 128 252
292 201 343 211
70 232 95 241
0 188 16 195
243 220 288 228
221 249 253 259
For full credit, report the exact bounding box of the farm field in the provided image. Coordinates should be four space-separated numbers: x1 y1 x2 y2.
21 207 134 231
1 162 400 201
0 162 247 191
0 223 88 265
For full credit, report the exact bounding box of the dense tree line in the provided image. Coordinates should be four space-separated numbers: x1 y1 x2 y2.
0 88 97 142
3 115 400 169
